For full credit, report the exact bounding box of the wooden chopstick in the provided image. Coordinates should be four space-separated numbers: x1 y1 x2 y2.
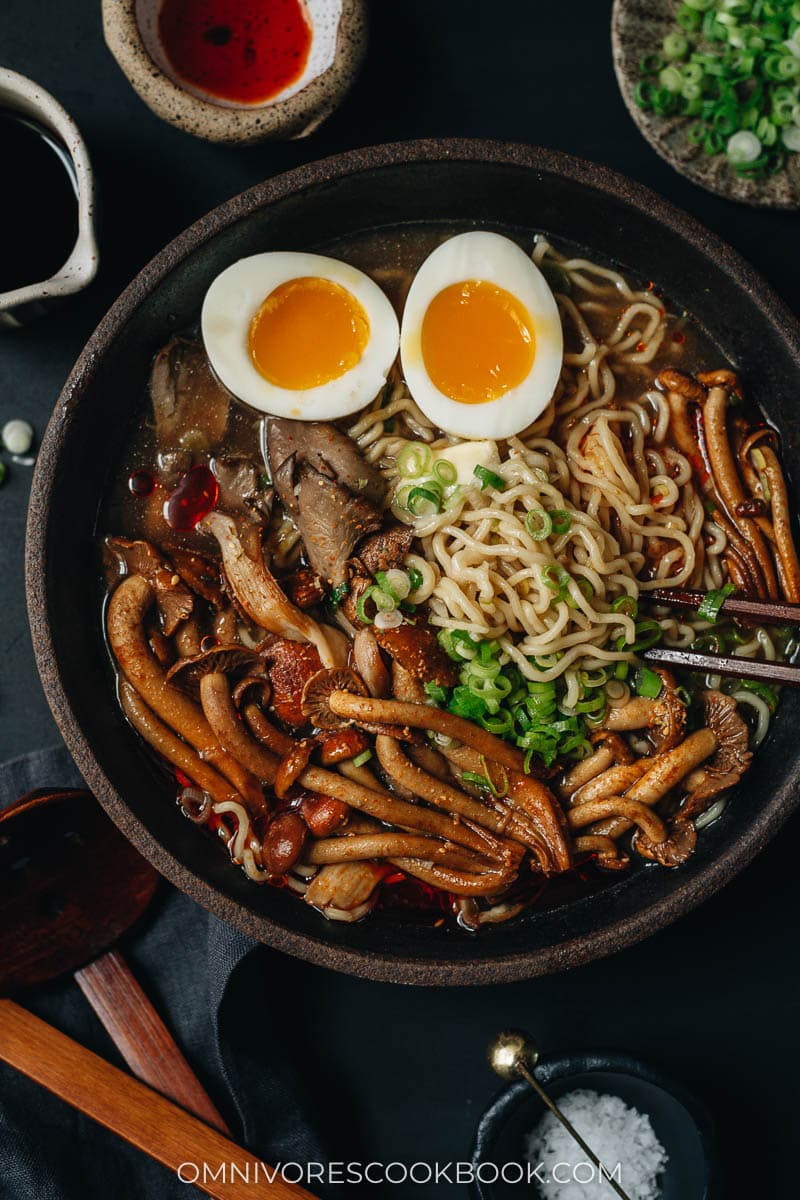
647 587 800 627
0 998 319 1200
643 646 800 687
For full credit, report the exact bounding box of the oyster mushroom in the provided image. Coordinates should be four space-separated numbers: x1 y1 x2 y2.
200 511 341 668
602 670 686 750
680 690 752 820
150 336 230 450
266 418 386 585
304 863 383 921
295 465 383 586
266 417 385 516
104 537 194 637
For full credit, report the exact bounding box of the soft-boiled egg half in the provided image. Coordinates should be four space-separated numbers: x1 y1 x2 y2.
202 252 400 419
400 231 563 439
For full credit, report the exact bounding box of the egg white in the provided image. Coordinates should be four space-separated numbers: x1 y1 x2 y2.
201 251 400 420
400 231 563 439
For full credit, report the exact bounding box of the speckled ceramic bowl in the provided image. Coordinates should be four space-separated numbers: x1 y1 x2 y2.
612 0 800 208
25 140 800 985
102 0 367 144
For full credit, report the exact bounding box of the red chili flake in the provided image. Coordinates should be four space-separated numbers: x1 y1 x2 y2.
636 341 647 353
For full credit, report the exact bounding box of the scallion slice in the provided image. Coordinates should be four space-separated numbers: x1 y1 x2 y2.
634 666 664 698
433 458 458 485
473 464 506 491
407 486 442 517
396 443 433 479
525 508 553 540
697 582 736 622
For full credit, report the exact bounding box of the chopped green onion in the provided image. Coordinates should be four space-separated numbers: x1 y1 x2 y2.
424 681 448 704
664 31 690 58
407 565 424 592
550 509 572 535
396 443 432 478
462 770 491 790
736 678 778 709
635 666 664 698
612 594 639 618
375 568 411 602
697 582 736 622
329 582 349 610
407 486 441 516
356 587 376 624
351 749 373 768
372 589 397 613
525 508 553 540
473 464 506 491
433 458 458 485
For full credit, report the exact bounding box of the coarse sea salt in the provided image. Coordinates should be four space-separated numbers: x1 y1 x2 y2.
525 1089 668 1200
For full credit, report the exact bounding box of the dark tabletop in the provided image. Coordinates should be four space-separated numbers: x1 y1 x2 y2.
2 2 799 1196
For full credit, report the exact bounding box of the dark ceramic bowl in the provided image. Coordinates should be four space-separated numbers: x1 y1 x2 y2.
26 139 800 985
471 1052 720 1198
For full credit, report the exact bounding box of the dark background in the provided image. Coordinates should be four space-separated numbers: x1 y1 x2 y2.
2 1 799 1196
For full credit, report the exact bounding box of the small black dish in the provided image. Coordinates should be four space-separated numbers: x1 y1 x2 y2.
471 1051 720 1199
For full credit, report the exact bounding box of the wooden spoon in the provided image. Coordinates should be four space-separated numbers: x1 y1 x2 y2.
0 788 228 1132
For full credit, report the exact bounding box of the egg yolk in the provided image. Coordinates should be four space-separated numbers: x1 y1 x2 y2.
249 276 370 390
420 280 535 404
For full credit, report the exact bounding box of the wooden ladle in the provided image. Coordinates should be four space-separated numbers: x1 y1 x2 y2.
0 787 228 1131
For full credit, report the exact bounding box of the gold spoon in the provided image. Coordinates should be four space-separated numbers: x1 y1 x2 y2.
488 1030 633 1200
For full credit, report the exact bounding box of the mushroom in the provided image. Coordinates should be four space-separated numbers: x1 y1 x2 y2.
567 759 651 807
573 834 630 872
356 525 414 574
746 439 800 602
234 682 503 858
602 670 686 751
168 548 225 606
633 819 697 867
165 644 263 697
374 735 519 862
104 537 194 637
568 795 668 845
263 639 323 728
150 336 230 449
294 464 383 586
200 511 341 668
372 622 459 688
353 628 391 698
265 417 385 585
301 667 369 730
588 727 718 841
704 384 778 599
212 455 273 520
679 690 752 820
324 692 532 775
106 575 265 815
119 680 241 807
266 417 385 516
306 834 488 872
506 773 573 875
304 862 383 920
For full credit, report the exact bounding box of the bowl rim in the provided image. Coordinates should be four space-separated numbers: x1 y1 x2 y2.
470 1049 719 1199
25 137 800 985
